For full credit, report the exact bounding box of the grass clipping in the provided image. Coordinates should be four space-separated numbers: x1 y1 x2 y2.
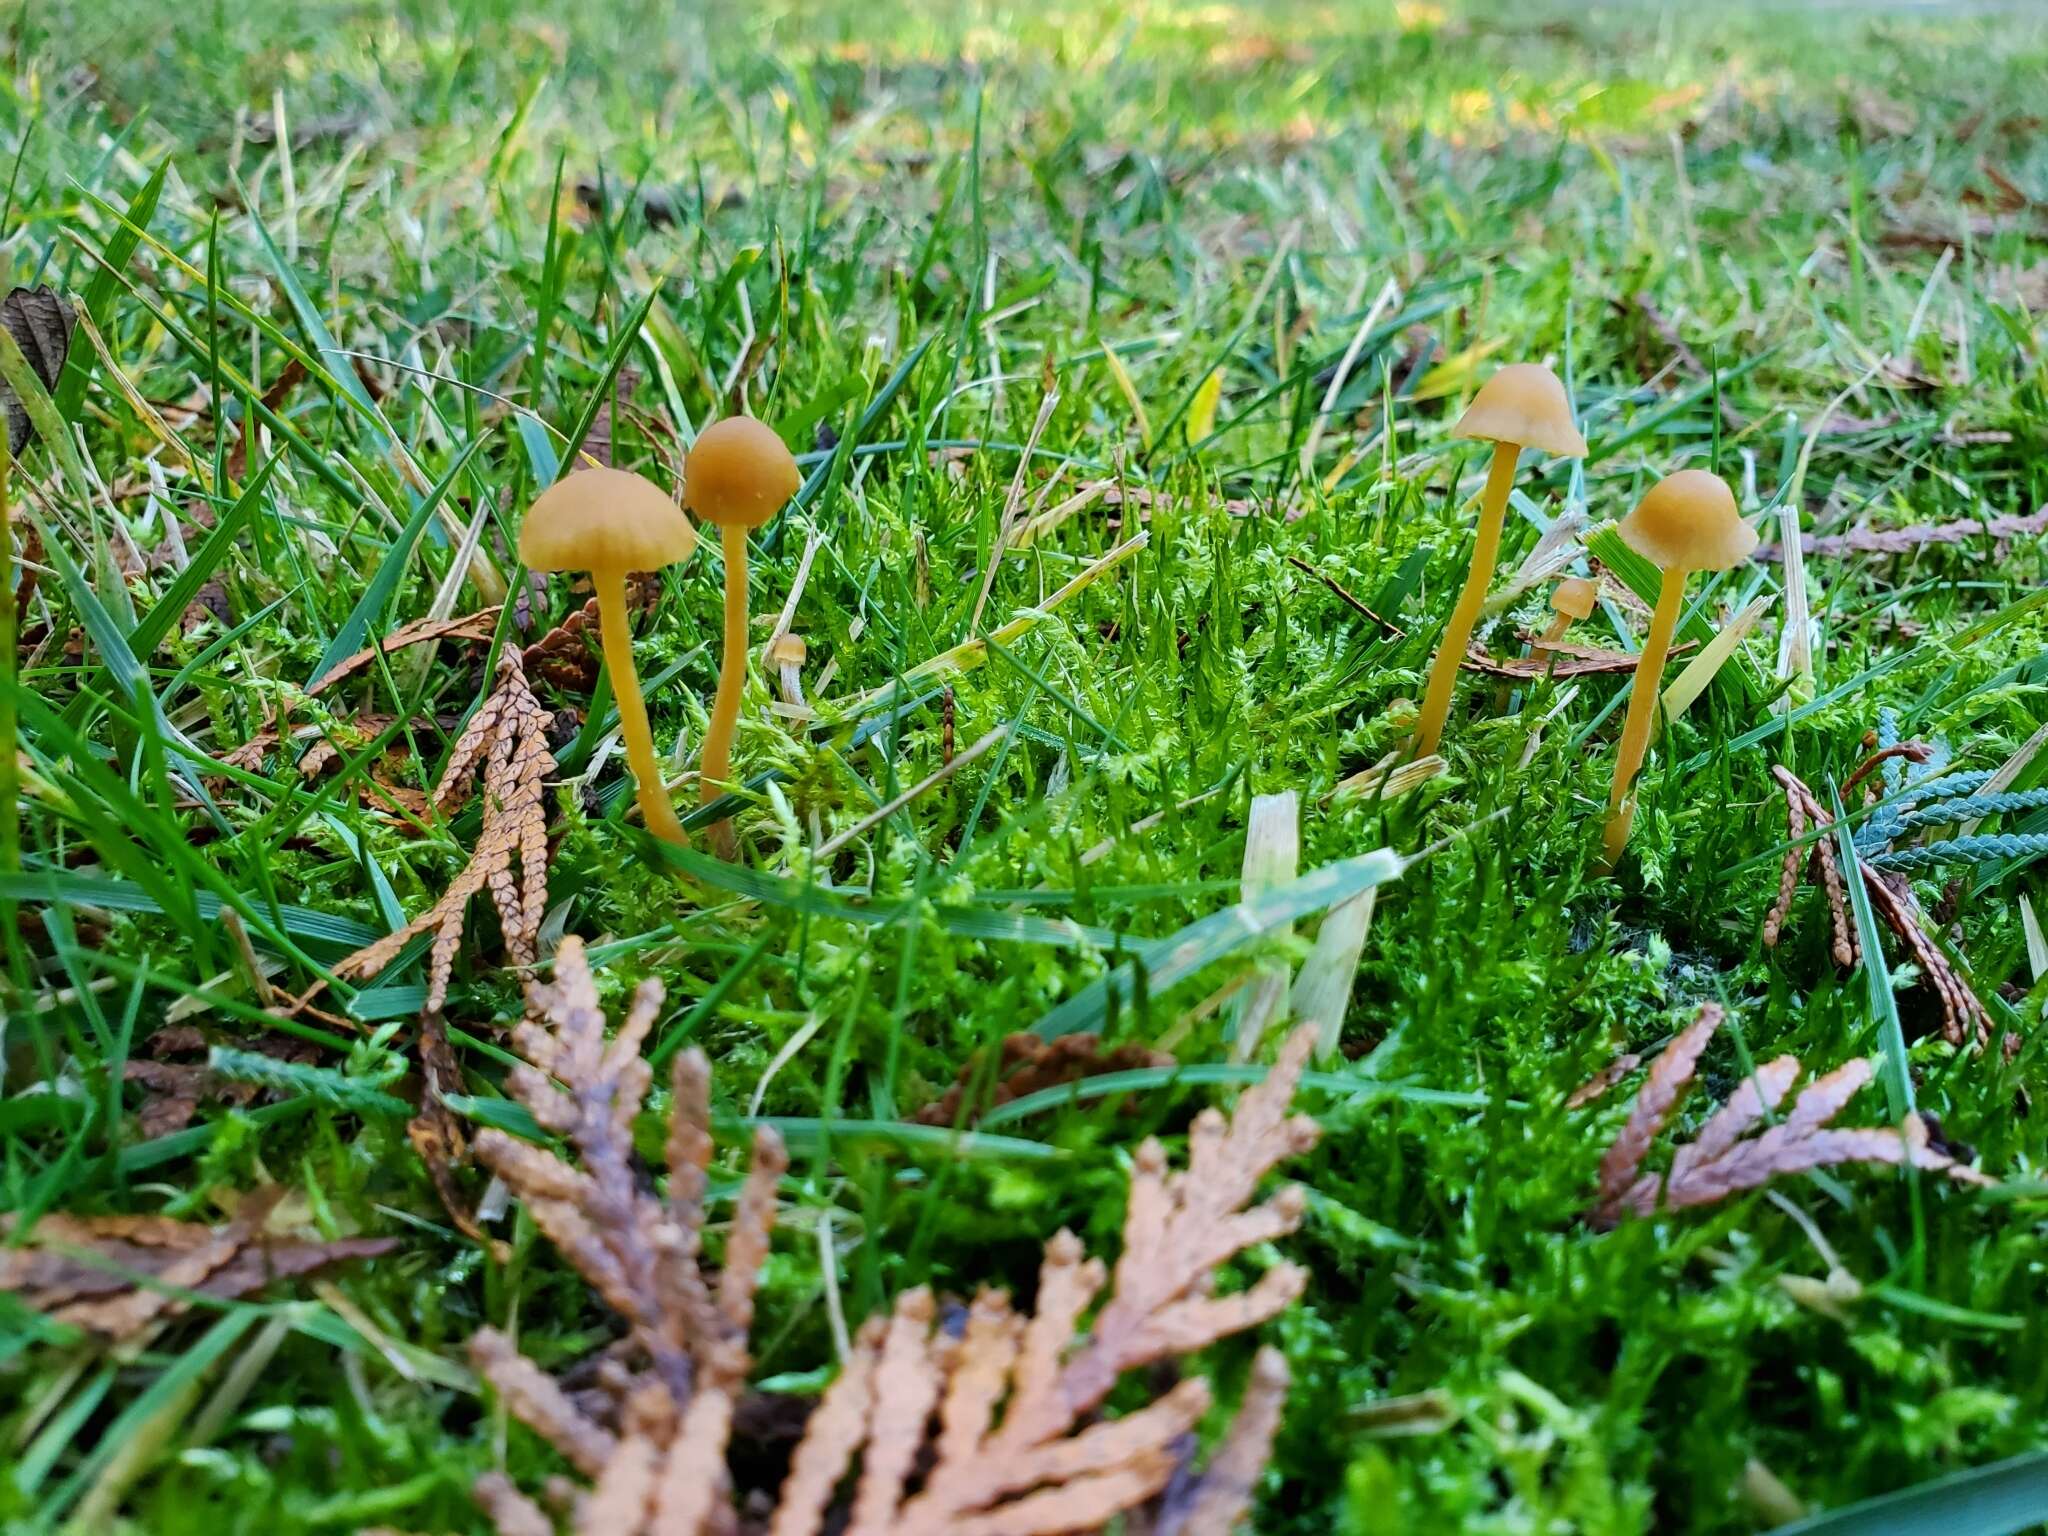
469 936 1316 1536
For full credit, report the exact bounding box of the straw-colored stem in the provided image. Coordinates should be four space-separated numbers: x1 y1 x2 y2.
1413 442 1520 756
1601 566 1685 865
702 523 750 805
596 569 688 847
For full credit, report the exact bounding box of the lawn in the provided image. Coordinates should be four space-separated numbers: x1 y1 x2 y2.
3 0 2048 1532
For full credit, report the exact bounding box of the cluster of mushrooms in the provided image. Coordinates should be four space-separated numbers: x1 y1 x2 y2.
519 416 799 848
518 367 1749 871
1415 362 1757 863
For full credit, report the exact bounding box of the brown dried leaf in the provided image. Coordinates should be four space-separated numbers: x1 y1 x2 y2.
1461 638 1698 680
307 608 502 696
915 1032 1173 1127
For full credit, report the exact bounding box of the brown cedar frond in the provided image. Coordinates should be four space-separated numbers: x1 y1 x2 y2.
329 652 555 1247
468 946 1318 1536
0 1192 392 1339
333 651 555 1012
1588 1005 1990 1227
1762 760 1992 1047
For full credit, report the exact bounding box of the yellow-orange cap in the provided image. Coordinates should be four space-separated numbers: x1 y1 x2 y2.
519 467 699 574
1618 469 1757 572
684 416 801 530
1453 363 1588 458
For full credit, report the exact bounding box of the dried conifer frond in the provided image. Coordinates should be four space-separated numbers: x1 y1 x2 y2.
332 653 556 1245
914 1032 1173 1127
1589 1004 1990 1228
333 652 555 1013
1762 749 1995 1047
0 1190 393 1339
469 946 1319 1536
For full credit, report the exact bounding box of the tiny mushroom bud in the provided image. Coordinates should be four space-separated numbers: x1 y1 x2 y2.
685 417 801 829
1600 468 1757 865
766 631 808 709
1414 363 1587 756
520 468 699 846
1541 576 1598 645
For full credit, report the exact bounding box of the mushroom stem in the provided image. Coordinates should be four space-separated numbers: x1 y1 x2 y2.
702 522 751 807
595 569 689 847
1601 565 1686 865
1414 441 1520 756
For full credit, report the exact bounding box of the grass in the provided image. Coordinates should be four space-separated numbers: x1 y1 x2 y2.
3 0 2047 1531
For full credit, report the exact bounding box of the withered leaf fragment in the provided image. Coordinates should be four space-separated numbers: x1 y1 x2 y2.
469 938 1316 1536
0 1191 393 1339
915 1032 1173 1127
1589 1004 1990 1228
0 284 75 454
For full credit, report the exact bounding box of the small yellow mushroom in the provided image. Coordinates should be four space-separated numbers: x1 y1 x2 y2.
1601 469 1757 865
1540 576 1598 647
1414 364 1587 756
684 417 801 821
520 468 698 846
766 631 808 710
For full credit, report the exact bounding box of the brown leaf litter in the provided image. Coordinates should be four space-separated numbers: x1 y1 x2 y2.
1755 506 2048 562
1588 1003 1990 1229
122 1023 320 1138
1762 750 1992 1049
467 936 1316 1536
1460 636 1698 680
0 1188 393 1340
913 1032 1173 1127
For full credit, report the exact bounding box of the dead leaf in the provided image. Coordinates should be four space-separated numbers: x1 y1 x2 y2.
0 285 75 455
308 609 502 696
914 1033 1172 1127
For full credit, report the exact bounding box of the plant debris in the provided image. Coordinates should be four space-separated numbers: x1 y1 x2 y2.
1589 1004 1990 1228
468 937 1317 1535
913 1032 1173 1126
1761 721 2028 1048
0 1190 394 1339
332 652 556 1246
0 284 75 454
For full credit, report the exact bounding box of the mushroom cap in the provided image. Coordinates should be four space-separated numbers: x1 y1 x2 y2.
1453 364 1588 458
1550 576 1598 621
1618 469 1757 572
519 467 699 574
684 416 801 530
766 632 807 666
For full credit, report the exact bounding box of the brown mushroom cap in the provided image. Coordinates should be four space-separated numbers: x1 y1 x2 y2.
1453 363 1588 459
1550 576 1598 621
684 416 801 530
519 467 698 574
766 632 807 667
1618 469 1757 571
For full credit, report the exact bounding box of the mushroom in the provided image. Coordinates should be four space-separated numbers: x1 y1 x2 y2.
766 631 808 710
520 467 698 846
684 416 801 819
1600 468 1757 865
1540 576 1598 647
1413 363 1587 756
